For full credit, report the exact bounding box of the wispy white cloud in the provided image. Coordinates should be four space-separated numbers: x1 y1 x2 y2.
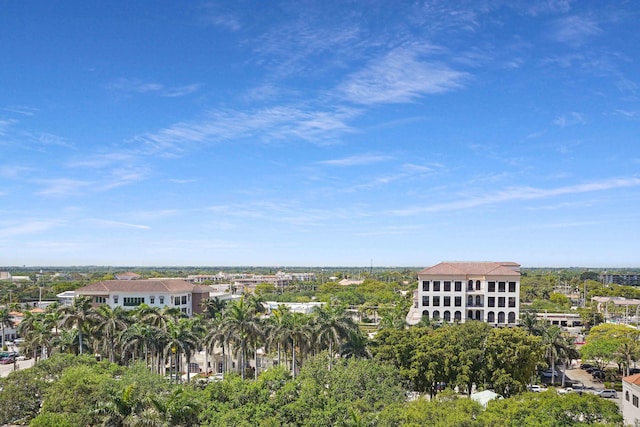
35 178 93 197
3 105 38 116
553 112 586 127
89 219 151 230
389 177 640 216
0 165 33 179
197 3 241 32
552 15 601 46
168 178 198 184
107 78 201 98
339 46 469 105
0 220 60 238
615 109 639 119
354 224 422 237
0 119 16 137
134 106 359 155
66 152 137 169
318 154 392 167
34 167 147 196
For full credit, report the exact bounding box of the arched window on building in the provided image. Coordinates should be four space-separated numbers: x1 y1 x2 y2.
498 312 505 323
444 311 451 322
487 311 495 323
454 311 462 322
508 312 516 324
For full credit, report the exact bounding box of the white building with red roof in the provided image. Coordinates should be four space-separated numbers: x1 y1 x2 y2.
76 279 210 316
407 261 520 325
623 373 640 425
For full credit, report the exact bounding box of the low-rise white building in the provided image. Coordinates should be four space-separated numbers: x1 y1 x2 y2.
76 279 210 316
407 261 520 325
623 374 640 425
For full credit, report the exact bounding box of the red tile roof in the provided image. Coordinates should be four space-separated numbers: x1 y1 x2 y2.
418 261 520 276
624 373 640 385
77 279 197 294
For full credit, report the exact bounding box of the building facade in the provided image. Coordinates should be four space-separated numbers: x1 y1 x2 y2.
409 261 520 325
622 374 640 425
601 273 640 287
76 279 209 316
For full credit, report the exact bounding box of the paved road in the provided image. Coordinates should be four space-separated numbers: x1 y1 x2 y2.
0 358 35 378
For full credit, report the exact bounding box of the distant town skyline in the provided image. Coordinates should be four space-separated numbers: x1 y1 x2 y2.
1 1 639 267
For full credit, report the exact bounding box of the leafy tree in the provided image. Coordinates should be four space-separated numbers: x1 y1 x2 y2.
478 389 623 426
581 323 640 371
483 327 543 397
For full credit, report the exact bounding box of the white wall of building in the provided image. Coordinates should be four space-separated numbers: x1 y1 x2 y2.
416 274 519 325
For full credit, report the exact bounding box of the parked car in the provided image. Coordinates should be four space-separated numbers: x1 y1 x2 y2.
541 369 560 378
592 370 606 379
630 368 640 375
585 366 598 374
596 389 617 398
580 363 593 370
0 357 15 365
528 385 547 392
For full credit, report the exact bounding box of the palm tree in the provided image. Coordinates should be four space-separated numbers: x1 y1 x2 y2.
95 384 151 427
222 296 262 379
314 305 357 364
60 296 94 355
287 312 312 378
201 297 227 319
520 311 542 336
92 305 130 363
52 328 80 354
23 318 52 361
542 324 574 385
616 338 638 377
0 307 14 348
121 323 159 367
340 330 372 359
164 318 199 383
203 315 229 375
265 306 292 367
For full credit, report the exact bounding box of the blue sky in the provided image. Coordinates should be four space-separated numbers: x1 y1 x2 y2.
1 1 639 267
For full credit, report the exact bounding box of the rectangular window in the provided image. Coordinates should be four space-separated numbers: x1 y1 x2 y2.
444 281 451 292
123 297 145 307
181 307 187 314
455 296 462 307
498 297 505 308
633 395 639 407
444 296 451 307
181 295 187 304
488 297 495 307
508 297 516 308
150 296 155 304
113 296 119 304
422 296 429 306
422 281 429 292
95 296 106 304
509 282 516 292
433 296 440 306
498 282 506 292
488 281 496 292
433 281 440 291
454 281 462 292
174 296 180 306
159 296 165 304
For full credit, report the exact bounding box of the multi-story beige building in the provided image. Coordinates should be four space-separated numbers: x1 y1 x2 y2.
407 261 520 325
